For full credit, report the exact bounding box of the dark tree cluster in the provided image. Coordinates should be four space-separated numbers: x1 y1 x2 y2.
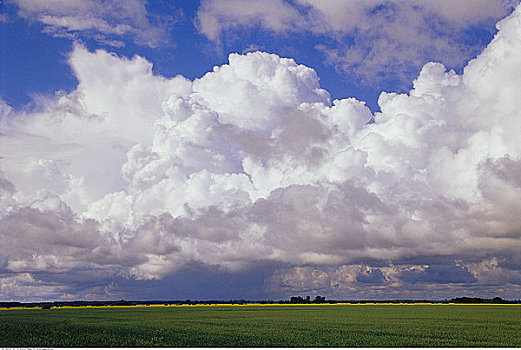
289 295 327 304
449 296 512 304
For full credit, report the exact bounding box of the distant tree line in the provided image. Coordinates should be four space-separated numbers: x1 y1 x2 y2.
1 296 519 309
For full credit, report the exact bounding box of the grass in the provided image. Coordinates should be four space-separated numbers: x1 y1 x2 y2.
1 304 520 347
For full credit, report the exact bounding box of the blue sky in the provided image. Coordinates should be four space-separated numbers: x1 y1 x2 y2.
1 0 521 301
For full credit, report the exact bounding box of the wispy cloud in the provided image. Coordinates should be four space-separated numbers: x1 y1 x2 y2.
12 0 171 47
196 0 303 42
196 0 519 86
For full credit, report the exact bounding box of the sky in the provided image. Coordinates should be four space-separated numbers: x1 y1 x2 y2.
1 0 521 302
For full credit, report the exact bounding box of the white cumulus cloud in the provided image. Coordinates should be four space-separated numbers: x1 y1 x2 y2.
1 4 521 300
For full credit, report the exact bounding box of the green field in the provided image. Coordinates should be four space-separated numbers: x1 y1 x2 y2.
1 304 520 347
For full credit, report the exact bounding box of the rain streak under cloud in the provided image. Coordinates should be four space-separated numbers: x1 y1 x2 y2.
1 1 521 301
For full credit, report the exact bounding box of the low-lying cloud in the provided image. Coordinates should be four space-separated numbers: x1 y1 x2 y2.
1 5 521 301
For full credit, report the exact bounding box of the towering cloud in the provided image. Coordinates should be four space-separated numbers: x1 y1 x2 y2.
1 5 521 300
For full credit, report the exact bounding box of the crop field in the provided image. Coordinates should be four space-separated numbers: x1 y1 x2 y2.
1 304 520 347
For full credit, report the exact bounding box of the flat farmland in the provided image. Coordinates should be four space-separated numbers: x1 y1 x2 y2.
1 304 520 347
